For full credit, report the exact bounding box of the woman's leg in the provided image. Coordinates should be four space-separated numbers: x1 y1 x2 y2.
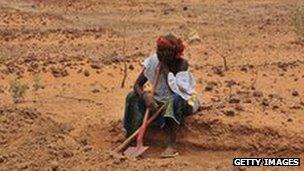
161 118 179 157
123 91 146 137
161 94 188 157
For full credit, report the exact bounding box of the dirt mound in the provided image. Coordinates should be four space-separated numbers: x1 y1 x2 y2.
180 116 304 154
0 106 112 170
0 106 214 170
109 112 304 156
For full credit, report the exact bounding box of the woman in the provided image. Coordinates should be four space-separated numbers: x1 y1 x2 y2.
123 34 200 157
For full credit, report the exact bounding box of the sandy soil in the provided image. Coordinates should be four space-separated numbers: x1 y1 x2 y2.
0 0 304 170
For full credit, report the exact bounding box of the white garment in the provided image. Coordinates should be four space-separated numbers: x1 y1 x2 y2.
142 53 199 112
143 53 172 102
167 71 195 100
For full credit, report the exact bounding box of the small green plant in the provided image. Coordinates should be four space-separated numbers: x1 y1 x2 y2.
33 75 44 91
9 79 29 103
293 5 304 43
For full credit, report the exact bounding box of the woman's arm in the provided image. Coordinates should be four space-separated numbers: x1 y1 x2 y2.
133 69 148 97
134 69 157 110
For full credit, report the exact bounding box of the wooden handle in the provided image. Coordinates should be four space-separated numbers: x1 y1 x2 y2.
151 63 161 95
113 105 164 153
136 64 161 144
136 109 149 145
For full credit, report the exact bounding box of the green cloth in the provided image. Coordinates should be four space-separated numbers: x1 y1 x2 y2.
123 91 189 137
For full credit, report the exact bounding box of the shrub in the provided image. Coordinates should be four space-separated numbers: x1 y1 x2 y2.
33 75 44 91
9 79 29 103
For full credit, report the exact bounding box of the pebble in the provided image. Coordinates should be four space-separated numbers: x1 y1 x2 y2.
92 89 100 93
253 91 263 97
292 90 299 97
224 109 235 116
83 145 93 152
128 64 134 70
205 84 214 91
51 161 59 171
228 97 240 104
84 70 90 77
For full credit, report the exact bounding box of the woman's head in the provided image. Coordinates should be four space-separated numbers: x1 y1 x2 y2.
156 34 185 65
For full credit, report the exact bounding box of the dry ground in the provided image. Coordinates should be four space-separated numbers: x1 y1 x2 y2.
0 0 304 170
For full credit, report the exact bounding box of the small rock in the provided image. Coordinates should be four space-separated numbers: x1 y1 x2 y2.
198 78 203 84
62 150 73 158
216 103 226 109
84 70 90 77
200 104 213 111
287 118 293 122
236 167 246 171
59 123 74 134
108 151 126 165
92 89 100 93
234 105 244 111
290 105 302 110
261 98 269 106
79 138 88 146
224 109 235 116
51 161 59 171
83 145 93 152
19 163 29 170
292 90 299 97
90 63 102 69
212 66 224 76
253 91 263 98
51 67 69 78
163 7 175 15
194 64 201 70
205 82 217 91
244 99 252 103
225 80 237 87
240 66 248 72
205 84 213 91
272 105 279 110
277 62 288 70
228 97 240 104
128 64 134 70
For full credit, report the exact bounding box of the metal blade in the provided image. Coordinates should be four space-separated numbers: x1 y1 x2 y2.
123 146 149 158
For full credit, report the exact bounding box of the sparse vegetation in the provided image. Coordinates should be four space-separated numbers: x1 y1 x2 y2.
33 75 44 91
1 0 304 170
293 5 304 43
9 79 29 103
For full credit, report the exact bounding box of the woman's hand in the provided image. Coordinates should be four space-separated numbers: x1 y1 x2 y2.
161 63 170 76
142 91 157 111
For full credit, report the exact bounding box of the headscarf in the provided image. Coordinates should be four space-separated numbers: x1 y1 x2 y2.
156 35 185 59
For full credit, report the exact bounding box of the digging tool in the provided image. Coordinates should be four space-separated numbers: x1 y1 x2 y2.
123 64 162 158
113 105 165 154
123 106 164 157
114 64 162 157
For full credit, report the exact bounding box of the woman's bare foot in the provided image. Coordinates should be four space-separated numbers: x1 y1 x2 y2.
160 145 179 158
